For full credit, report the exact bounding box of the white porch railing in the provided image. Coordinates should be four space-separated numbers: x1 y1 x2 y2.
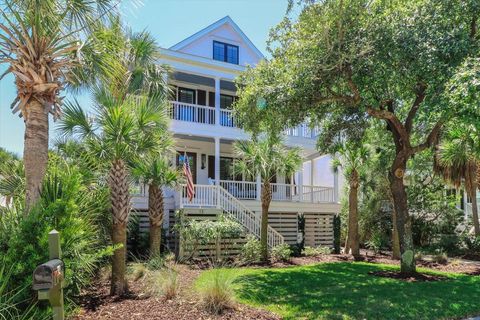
301 185 335 203
284 123 320 139
271 183 297 201
219 109 237 127
220 180 257 200
180 184 284 248
169 101 215 125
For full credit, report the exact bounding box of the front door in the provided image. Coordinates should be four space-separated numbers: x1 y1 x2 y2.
177 152 197 184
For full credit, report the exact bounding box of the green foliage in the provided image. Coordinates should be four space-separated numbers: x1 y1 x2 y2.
239 236 262 265
176 211 244 261
0 261 45 320
0 156 112 313
199 269 235 315
232 137 302 183
302 246 331 256
365 232 388 255
197 263 480 320
270 244 292 262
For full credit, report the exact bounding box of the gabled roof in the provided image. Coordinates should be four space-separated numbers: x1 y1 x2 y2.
169 15 264 59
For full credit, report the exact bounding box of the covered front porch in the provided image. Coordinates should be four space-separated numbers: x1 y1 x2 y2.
174 135 339 204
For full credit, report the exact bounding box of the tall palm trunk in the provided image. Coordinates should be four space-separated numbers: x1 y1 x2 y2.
467 162 479 236
345 170 360 258
24 99 49 212
390 156 415 275
260 180 272 262
109 159 130 296
148 183 164 257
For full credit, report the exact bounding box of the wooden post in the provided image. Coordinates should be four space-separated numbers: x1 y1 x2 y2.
48 230 64 320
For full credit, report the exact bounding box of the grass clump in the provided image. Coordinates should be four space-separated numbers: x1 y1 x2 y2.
199 269 235 314
432 250 448 264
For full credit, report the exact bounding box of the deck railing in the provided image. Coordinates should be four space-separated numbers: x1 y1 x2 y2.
168 101 317 139
169 101 215 125
301 185 335 203
271 183 297 201
220 180 257 200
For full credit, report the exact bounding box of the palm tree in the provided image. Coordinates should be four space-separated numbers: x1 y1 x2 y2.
60 92 168 295
132 155 180 257
332 142 368 258
435 125 480 236
58 20 169 295
0 0 116 211
233 136 301 262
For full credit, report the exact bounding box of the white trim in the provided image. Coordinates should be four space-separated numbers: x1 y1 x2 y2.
170 16 264 60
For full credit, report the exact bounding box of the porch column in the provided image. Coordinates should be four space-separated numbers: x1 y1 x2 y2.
310 159 315 203
215 77 221 126
214 137 220 186
310 159 315 186
256 174 261 201
333 169 339 203
298 165 304 202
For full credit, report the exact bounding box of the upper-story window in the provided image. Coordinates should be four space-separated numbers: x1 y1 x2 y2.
213 41 239 64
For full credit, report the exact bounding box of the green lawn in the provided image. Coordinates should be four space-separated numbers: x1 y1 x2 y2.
195 262 480 320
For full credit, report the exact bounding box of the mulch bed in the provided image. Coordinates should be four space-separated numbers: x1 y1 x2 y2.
73 264 280 320
368 270 448 282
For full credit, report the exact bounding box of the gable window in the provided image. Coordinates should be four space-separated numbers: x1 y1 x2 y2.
213 41 239 64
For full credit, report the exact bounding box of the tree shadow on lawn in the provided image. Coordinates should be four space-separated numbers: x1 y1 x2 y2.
234 262 480 320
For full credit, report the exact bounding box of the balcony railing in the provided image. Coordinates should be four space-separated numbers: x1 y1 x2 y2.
168 101 319 139
169 101 215 125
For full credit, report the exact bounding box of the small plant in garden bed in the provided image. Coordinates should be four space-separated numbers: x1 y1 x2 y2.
238 235 262 265
270 244 292 262
302 246 332 256
199 269 235 314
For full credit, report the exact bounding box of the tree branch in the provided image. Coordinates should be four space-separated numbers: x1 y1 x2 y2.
411 120 444 154
404 83 427 133
367 107 410 147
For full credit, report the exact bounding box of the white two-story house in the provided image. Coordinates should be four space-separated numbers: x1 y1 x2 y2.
132 16 343 251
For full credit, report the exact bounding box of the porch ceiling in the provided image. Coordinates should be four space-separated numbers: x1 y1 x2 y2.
171 72 236 91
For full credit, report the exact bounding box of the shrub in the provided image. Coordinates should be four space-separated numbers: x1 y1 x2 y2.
239 235 262 264
0 262 45 320
462 235 480 254
365 231 387 255
271 243 292 262
200 270 234 314
0 159 113 313
432 250 448 264
176 213 244 262
302 246 331 256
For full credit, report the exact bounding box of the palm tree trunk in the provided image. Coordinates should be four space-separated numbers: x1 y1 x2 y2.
148 184 164 257
468 163 479 236
24 99 49 212
348 170 360 258
390 157 416 275
260 180 272 262
109 159 130 296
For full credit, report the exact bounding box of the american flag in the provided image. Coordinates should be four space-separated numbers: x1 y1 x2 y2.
182 153 195 202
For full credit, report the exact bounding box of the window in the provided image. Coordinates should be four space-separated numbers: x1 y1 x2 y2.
213 41 239 64
220 94 235 109
178 87 196 104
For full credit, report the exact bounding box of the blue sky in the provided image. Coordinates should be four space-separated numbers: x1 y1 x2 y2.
0 0 288 155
